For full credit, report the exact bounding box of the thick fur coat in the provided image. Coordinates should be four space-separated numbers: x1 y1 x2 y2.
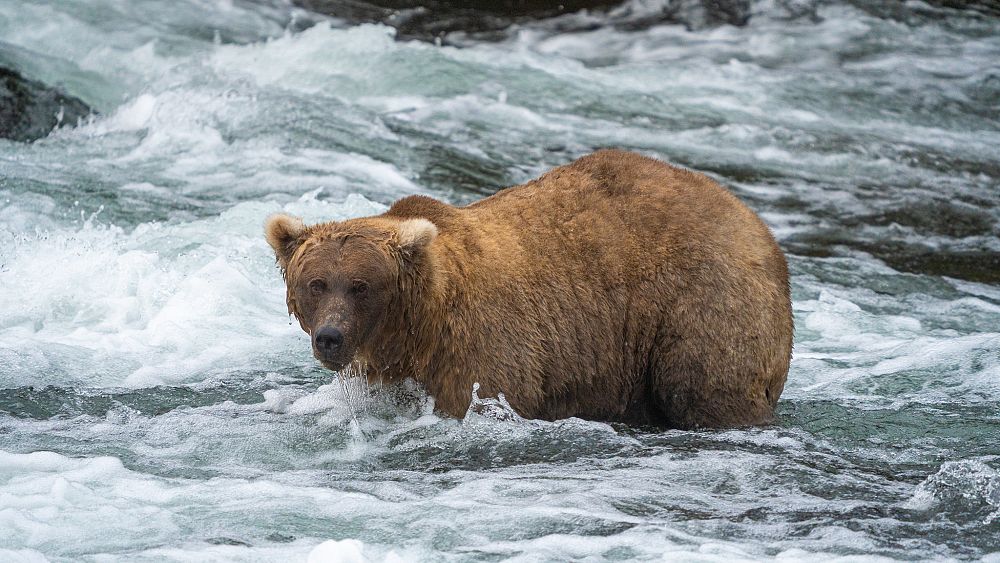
266 150 792 428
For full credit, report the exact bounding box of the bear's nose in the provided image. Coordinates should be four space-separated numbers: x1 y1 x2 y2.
314 326 344 355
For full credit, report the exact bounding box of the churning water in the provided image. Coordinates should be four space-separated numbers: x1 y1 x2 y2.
1 0 999 560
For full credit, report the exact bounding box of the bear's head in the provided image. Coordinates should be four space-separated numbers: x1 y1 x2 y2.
264 213 437 372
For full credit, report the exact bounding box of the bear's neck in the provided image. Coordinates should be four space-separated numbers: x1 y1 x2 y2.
366 228 482 388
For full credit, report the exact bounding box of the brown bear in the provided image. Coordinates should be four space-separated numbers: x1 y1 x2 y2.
265 150 792 428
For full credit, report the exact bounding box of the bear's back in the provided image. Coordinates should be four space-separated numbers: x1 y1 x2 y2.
462 149 781 284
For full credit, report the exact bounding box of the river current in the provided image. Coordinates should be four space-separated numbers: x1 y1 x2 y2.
1 0 998 560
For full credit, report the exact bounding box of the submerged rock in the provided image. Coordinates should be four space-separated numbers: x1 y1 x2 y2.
0 66 91 142
627 0 753 29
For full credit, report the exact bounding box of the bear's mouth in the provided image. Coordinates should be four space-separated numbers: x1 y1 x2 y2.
317 355 352 373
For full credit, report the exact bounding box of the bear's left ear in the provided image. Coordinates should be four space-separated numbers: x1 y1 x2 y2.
265 213 307 272
396 218 438 254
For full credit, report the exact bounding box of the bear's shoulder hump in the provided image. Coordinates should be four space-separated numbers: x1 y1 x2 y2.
386 195 456 223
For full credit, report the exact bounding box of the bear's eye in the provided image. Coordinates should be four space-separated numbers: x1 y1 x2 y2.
350 279 369 296
307 279 327 295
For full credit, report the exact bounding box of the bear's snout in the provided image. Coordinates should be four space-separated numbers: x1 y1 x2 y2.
313 326 344 359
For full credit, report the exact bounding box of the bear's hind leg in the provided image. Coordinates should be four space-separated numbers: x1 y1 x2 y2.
648 335 778 429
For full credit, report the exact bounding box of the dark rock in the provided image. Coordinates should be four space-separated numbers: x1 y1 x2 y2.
879 250 1000 284
0 66 92 143
934 0 1000 16
293 0 633 40
290 0 764 42
848 0 1000 20
785 234 1000 284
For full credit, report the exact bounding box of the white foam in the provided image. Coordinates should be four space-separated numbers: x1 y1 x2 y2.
0 194 386 388
0 550 49 563
210 23 399 94
0 449 413 560
788 279 1000 404
89 93 158 133
307 539 365 563
0 0 293 108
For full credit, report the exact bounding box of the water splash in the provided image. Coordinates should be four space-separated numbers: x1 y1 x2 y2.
464 382 524 424
335 360 381 444
904 459 1000 525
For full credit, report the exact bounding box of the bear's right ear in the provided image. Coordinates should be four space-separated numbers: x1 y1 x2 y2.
396 218 438 254
264 213 306 272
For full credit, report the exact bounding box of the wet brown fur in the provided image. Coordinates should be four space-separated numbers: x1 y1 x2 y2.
265 150 793 428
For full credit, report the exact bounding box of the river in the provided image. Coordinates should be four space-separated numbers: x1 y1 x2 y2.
1 0 998 560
